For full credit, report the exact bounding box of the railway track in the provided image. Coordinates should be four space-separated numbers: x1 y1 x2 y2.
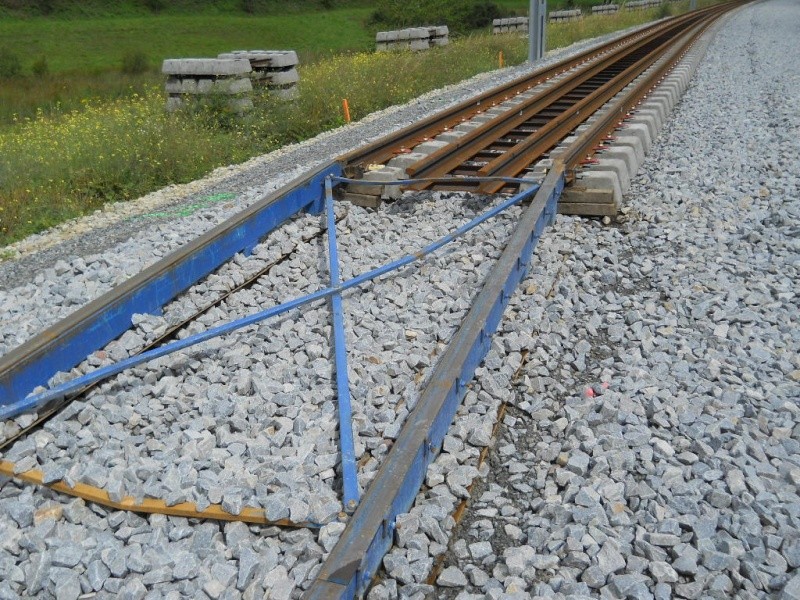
0 3 747 598
340 2 738 198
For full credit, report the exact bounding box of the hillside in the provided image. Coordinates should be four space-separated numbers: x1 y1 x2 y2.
0 0 364 18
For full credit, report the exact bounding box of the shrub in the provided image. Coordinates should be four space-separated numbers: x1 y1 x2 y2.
36 0 54 15
142 0 166 12
0 48 22 79
463 1 502 29
121 51 149 75
370 0 502 33
31 56 49 76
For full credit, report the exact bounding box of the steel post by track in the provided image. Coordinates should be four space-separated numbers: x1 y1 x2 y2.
529 0 547 62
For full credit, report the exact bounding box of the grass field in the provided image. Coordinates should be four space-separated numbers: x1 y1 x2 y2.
0 1 705 248
0 9 376 74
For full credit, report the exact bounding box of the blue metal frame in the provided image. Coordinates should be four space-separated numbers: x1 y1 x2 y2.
0 163 341 407
2 177 539 420
2 163 559 584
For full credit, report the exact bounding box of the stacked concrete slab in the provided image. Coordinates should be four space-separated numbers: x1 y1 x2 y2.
492 17 529 34
218 50 300 99
591 3 620 14
162 58 253 112
549 9 583 22
626 0 662 9
375 26 449 52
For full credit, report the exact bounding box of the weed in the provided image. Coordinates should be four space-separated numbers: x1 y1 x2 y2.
121 51 149 75
370 0 502 33
0 47 21 78
142 0 166 12
31 56 49 76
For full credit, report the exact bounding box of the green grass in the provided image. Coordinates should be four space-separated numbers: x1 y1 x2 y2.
0 7 375 122
0 71 160 122
0 9 375 75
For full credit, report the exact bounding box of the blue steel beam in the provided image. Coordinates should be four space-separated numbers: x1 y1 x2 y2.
304 166 564 599
325 177 360 511
0 162 341 407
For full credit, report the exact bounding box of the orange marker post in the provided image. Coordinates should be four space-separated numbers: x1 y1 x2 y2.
342 98 351 124
499 51 504 69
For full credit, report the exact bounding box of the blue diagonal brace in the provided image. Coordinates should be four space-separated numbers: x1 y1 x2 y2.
325 177 359 511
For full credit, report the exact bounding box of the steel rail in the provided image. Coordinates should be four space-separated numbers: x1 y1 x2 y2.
0 2 742 592
474 19 709 193
341 3 731 180
306 4 744 598
558 10 728 173
475 3 739 194
403 15 693 183
338 12 703 174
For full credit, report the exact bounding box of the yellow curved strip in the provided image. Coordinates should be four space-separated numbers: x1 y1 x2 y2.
0 460 316 528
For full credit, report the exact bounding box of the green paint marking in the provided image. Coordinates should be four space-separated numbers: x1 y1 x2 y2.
132 192 238 221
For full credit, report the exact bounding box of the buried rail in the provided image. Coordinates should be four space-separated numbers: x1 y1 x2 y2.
0 459 320 528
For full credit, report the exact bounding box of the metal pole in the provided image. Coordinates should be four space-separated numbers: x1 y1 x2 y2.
529 0 547 62
689 0 697 10
324 177 359 512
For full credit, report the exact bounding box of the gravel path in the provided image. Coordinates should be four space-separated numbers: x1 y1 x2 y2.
369 1 799 599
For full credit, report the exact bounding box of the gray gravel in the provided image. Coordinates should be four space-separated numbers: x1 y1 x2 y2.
367 1 799 599
0 190 523 598
2 3 796 599
0 26 671 600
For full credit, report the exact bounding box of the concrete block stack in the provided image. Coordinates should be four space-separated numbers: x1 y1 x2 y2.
626 0 662 9
591 3 620 13
492 17 529 34
162 58 253 112
376 26 449 52
218 50 300 99
549 9 583 22
428 26 450 46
